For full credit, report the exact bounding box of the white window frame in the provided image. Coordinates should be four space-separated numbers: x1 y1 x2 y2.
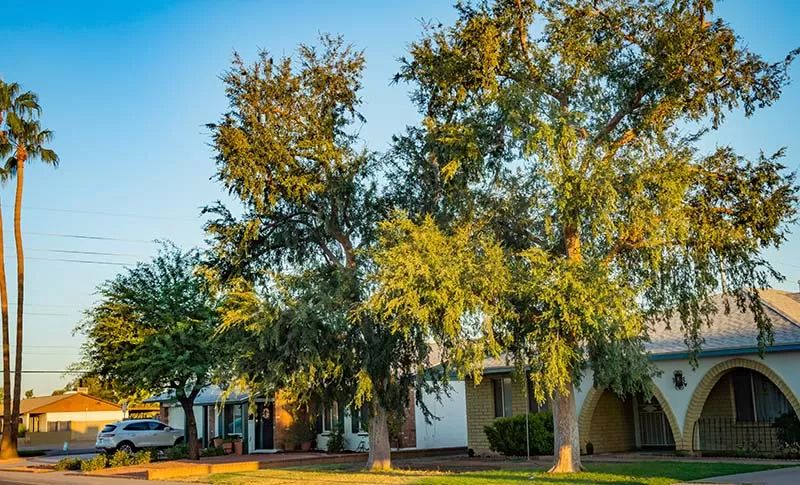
321 402 338 434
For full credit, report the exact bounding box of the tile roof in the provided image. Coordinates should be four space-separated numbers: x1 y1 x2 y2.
145 386 250 405
477 290 800 371
21 393 121 414
645 290 800 356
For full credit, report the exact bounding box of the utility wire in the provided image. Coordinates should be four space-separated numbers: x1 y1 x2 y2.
24 232 155 244
24 205 198 222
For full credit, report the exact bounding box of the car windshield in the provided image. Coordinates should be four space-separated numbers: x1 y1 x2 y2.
101 424 116 433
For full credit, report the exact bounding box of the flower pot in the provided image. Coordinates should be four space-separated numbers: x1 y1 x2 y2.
233 440 243 455
213 437 223 448
300 441 312 452
222 442 234 454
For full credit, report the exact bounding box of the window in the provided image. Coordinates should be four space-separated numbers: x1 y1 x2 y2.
224 404 243 436
731 369 792 423
527 379 550 413
123 421 149 431
29 415 42 433
493 377 513 418
47 421 71 432
321 402 338 433
148 421 167 431
351 403 369 433
101 424 117 433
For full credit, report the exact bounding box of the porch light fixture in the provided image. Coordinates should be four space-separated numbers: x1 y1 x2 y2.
673 370 686 390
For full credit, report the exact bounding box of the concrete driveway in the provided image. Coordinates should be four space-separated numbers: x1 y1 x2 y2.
693 466 800 485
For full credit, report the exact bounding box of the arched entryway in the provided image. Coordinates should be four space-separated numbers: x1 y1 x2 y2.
579 384 680 454
683 358 800 454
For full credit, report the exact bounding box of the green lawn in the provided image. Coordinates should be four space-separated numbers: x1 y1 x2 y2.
193 461 784 485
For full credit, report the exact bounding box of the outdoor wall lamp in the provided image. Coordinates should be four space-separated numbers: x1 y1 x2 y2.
673 370 686 390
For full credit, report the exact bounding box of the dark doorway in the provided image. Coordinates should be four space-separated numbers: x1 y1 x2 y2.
255 401 274 450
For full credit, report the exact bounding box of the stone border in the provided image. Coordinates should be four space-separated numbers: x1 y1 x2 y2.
578 382 682 453
680 357 800 451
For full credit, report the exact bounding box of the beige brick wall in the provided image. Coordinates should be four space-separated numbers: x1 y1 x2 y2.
700 374 734 419
588 390 635 453
465 374 529 454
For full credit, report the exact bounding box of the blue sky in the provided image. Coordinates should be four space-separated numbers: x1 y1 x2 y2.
1 0 798 394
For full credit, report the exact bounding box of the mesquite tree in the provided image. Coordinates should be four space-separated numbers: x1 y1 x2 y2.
76 244 219 460
388 0 798 472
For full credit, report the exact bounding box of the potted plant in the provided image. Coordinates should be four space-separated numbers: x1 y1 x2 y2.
212 436 223 448
289 418 316 451
233 437 243 455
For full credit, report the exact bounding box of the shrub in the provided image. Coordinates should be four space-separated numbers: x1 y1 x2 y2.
54 457 82 471
108 450 133 468
132 450 152 465
775 412 800 446
326 423 345 453
80 454 108 472
484 411 554 456
165 444 188 460
200 446 225 457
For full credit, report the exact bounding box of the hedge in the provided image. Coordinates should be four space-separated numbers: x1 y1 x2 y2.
484 411 554 456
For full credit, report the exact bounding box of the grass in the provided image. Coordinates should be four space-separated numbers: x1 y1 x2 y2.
191 461 785 485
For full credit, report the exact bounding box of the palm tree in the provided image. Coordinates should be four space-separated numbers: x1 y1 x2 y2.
0 81 39 459
2 108 56 455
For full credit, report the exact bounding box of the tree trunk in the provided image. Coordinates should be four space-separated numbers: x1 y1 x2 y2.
10 155 24 453
366 401 391 471
548 384 583 473
178 397 200 460
0 200 14 459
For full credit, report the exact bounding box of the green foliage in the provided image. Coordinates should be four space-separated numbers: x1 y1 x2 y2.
484 412 554 456
388 0 799 406
75 243 219 460
200 446 225 457
326 423 345 453
165 444 189 460
132 449 152 465
54 457 81 471
79 454 108 472
774 412 800 447
108 449 134 468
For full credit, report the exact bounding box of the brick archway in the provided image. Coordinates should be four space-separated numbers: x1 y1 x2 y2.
681 358 800 451
578 382 681 453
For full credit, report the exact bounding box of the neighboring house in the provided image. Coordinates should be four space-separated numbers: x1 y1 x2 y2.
18 391 124 449
465 289 800 456
149 382 467 454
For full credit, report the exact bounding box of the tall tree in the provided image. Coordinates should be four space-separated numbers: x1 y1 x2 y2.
76 244 219 460
206 35 500 470
388 0 798 472
2 109 57 452
0 82 44 458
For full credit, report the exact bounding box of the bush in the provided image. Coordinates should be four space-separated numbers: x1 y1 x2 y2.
132 450 152 465
200 446 225 457
108 450 133 468
165 444 188 460
775 412 800 446
80 454 108 472
484 411 554 456
54 457 82 471
326 423 345 453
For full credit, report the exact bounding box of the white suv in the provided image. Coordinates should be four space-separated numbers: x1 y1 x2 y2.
96 419 184 453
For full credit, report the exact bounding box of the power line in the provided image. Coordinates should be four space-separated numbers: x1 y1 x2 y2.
24 205 198 222
24 232 156 244
30 248 146 258
22 256 130 266
0 370 86 374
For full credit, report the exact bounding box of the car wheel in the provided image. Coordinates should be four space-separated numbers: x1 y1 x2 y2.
117 442 135 454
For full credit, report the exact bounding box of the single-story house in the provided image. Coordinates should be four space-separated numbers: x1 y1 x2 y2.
149 382 467 454
465 289 800 456
17 391 124 449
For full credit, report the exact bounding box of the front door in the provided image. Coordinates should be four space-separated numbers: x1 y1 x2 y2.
254 402 274 450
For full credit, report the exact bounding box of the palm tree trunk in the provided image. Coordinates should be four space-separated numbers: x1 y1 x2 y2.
10 156 24 451
0 200 14 459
